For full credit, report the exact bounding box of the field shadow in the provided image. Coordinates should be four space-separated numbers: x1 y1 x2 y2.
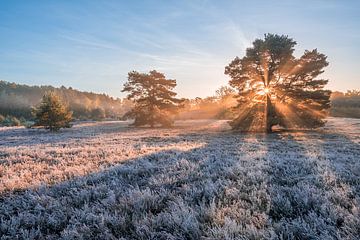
0 121 137 148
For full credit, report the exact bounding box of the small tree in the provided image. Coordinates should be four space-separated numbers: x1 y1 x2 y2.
214 86 237 120
32 92 72 131
225 34 331 132
122 70 184 127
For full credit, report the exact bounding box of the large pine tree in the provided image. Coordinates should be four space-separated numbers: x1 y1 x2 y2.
32 92 72 131
122 70 184 127
225 34 331 132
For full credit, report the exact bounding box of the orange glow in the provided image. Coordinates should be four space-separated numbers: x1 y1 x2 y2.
234 54 326 132
257 87 270 96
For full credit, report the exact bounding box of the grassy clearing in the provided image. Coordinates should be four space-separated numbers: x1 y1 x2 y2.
0 118 359 239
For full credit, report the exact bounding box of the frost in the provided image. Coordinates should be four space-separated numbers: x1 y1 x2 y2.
0 118 359 239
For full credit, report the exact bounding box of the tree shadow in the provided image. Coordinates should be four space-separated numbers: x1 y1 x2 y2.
261 129 360 239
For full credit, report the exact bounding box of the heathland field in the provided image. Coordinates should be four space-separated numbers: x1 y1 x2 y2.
0 118 359 239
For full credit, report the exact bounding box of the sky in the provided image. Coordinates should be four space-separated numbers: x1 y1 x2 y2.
0 0 359 98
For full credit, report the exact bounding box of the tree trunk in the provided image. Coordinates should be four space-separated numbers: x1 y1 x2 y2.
265 94 272 133
150 102 154 128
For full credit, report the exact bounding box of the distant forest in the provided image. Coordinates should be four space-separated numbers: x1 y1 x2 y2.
0 80 360 124
330 90 360 118
0 81 132 121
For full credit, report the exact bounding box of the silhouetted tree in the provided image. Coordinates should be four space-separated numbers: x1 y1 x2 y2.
345 90 360 97
122 70 184 127
215 86 236 100
32 92 72 131
225 34 331 132
215 86 237 107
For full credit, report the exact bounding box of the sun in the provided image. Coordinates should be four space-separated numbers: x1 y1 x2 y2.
258 87 271 96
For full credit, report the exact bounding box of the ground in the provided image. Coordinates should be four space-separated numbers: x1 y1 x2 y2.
0 118 359 239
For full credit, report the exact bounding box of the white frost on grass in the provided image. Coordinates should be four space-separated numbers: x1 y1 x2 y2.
0 118 359 239
0 120 211 193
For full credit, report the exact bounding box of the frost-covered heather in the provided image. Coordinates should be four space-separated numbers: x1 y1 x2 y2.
0 118 359 239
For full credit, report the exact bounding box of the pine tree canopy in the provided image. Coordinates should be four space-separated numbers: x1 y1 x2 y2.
225 34 331 132
122 70 184 127
32 92 72 131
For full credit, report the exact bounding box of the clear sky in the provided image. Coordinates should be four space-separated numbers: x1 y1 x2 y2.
0 0 359 98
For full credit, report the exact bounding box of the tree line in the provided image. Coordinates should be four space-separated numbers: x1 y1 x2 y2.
0 81 131 121
330 90 360 118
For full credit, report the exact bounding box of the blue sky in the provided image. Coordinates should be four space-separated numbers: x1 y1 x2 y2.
0 0 359 98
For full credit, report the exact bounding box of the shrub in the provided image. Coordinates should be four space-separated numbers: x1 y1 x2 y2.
1 115 21 126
